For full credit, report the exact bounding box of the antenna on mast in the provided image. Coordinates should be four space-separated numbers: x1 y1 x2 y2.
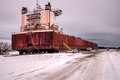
36 0 41 9
36 0 38 6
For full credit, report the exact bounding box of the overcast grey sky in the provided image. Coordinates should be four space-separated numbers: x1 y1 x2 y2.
0 0 120 47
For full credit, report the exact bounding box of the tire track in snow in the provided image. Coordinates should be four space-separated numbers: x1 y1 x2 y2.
14 68 45 80
44 53 103 80
106 52 118 80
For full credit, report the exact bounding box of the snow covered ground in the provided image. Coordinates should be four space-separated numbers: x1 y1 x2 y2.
103 50 120 80
0 50 120 80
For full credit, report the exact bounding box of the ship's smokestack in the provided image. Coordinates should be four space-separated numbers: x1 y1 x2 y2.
22 7 28 14
21 7 28 32
45 2 51 11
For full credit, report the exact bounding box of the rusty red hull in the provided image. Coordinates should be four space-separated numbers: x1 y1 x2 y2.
12 30 98 54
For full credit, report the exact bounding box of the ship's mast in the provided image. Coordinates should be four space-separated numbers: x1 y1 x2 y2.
36 0 41 9
36 0 38 7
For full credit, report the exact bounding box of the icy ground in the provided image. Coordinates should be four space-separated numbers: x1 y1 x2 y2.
0 50 120 80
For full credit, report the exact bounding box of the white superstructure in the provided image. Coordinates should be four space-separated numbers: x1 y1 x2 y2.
21 2 62 32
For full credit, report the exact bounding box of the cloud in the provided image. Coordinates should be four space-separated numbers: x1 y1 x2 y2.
0 0 120 47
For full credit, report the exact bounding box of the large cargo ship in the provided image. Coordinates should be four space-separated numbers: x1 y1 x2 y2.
12 2 98 54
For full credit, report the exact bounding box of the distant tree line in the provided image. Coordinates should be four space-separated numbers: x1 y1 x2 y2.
0 42 10 55
98 46 120 49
